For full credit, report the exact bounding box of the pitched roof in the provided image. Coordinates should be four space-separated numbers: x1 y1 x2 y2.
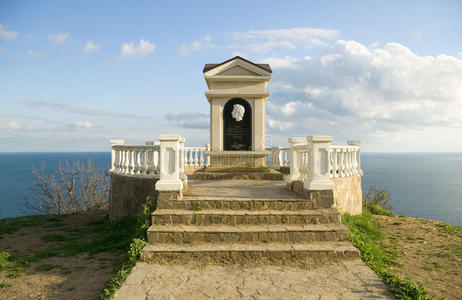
203 56 272 73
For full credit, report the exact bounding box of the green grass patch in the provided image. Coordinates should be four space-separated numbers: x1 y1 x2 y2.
434 223 462 237
0 252 29 279
342 209 430 299
40 234 69 242
97 198 154 300
0 283 13 288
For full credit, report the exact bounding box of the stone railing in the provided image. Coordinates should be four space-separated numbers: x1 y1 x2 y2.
267 147 290 168
184 146 209 167
110 140 160 177
329 142 361 178
286 136 361 190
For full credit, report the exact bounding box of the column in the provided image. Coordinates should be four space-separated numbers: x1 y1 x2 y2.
304 135 334 190
155 134 183 192
287 137 306 182
347 140 362 175
110 139 124 171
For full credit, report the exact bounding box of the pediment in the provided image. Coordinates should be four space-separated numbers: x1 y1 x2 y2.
204 57 272 77
220 65 261 76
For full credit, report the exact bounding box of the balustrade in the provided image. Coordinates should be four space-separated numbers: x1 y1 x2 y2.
111 145 160 177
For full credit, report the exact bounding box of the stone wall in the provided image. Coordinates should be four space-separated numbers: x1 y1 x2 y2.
332 174 362 215
109 173 158 220
287 175 362 215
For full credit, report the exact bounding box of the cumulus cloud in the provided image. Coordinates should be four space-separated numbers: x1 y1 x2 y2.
82 40 100 54
48 33 69 45
267 40 462 138
73 121 93 129
165 112 209 129
179 35 214 56
266 116 294 131
180 27 338 56
27 49 43 59
0 121 22 130
120 39 156 59
0 24 18 40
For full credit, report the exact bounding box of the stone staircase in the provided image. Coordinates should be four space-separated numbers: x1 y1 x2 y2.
143 180 359 262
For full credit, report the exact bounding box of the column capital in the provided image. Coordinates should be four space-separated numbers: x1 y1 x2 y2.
158 134 181 141
307 135 332 143
347 140 361 146
110 139 124 145
288 137 306 145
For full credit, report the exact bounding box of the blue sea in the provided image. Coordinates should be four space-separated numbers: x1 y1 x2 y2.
0 152 461 226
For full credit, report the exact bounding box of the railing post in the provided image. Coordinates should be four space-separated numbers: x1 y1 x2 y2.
179 137 187 183
348 140 362 175
304 135 334 190
206 144 211 166
155 134 183 192
288 137 305 182
110 139 124 171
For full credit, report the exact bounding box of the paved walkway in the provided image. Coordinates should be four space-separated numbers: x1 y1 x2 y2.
114 260 395 299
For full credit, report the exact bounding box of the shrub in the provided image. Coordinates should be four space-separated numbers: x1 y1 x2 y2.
363 181 394 216
26 160 109 215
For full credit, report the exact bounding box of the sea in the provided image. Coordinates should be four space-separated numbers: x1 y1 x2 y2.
0 152 461 226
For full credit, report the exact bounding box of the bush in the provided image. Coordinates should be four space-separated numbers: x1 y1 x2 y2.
26 160 109 215
363 181 394 216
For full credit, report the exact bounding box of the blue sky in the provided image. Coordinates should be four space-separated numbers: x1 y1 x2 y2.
0 0 461 152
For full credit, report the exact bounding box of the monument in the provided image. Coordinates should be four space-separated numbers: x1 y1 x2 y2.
202 56 272 170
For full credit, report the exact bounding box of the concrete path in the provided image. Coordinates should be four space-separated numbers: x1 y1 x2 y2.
114 260 395 299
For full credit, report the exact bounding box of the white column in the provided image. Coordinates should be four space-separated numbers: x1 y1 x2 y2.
287 137 306 182
348 140 362 175
206 144 211 166
110 139 124 171
155 134 183 191
304 135 334 190
179 137 187 182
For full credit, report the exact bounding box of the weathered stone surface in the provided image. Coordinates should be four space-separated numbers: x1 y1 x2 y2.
156 190 183 209
114 260 394 300
191 169 283 181
332 174 362 215
288 181 334 209
109 173 158 220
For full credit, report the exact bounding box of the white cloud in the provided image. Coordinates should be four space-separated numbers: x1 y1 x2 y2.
181 27 339 55
82 40 100 54
179 35 213 56
120 39 156 59
48 33 69 45
27 49 43 59
0 121 22 130
263 40 462 150
0 24 18 40
267 116 294 131
74 121 93 129
258 56 298 68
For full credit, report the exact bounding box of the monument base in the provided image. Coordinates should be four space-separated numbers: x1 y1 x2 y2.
192 167 283 181
206 151 268 167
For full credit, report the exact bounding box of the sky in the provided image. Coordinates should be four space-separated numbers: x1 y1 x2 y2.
0 0 461 152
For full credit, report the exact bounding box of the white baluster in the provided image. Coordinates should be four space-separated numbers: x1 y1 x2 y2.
139 149 147 175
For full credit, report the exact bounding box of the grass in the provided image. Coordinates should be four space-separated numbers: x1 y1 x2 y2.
342 208 430 299
97 198 154 300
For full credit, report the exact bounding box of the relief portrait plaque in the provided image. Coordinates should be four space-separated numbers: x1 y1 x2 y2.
223 98 252 151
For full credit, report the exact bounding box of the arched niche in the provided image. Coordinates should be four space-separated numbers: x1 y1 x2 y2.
223 98 252 151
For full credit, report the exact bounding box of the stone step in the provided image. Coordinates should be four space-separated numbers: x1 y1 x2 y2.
163 198 316 210
152 209 341 226
142 241 360 262
147 224 350 244
191 171 284 181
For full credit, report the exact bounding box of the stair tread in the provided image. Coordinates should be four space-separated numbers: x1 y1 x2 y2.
153 209 338 216
180 196 311 201
147 223 348 233
143 241 358 253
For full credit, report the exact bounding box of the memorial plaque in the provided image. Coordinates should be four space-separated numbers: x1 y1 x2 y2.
223 98 252 151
